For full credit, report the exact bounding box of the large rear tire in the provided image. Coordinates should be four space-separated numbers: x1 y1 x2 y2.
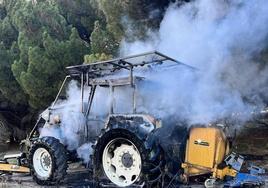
92 117 165 187
28 136 68 185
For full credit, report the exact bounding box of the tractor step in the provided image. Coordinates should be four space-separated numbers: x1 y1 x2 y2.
0 159 6 163
0 152 29 173
4 152 23 160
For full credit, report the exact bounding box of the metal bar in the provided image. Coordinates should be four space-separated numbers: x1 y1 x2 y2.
86 85 96 116
118 59 133 67
88 68 116 73
155 51 198 70
130 66 134 86
85 84 96 141
108 61 130 70
110 85 114 114
66 59 129 72
81 73 84 113
52 76 70 107
133 84 137 113
77 66 128 78
86 72 89 86
66 51 157 70
29 116 42 139
66 51 198 78
128 58 167 67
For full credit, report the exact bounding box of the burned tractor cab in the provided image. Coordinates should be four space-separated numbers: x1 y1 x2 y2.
23 51 196 186
66 51 196 187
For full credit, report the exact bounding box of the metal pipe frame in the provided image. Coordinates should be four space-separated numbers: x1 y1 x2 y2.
66 51 198 80
51 76 70 107
86 85 97 116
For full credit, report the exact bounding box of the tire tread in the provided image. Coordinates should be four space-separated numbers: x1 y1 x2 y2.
28 136 68 185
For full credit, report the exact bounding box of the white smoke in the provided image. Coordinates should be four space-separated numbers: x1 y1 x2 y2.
77 142 93 164
40 81 92 162
40 0 268 163
121 0 268 124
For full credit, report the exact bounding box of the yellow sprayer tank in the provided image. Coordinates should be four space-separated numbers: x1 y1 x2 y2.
182 127 232 178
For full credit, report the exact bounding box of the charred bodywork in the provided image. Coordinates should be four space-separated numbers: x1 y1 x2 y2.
16 51 196 186
28 51 195 140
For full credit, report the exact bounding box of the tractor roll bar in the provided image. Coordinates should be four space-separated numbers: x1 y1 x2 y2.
66 51 197 82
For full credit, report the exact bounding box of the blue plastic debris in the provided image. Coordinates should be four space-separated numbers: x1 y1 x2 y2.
224 173 265 187
248 165 266 175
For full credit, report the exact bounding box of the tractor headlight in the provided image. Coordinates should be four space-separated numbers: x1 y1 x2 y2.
52 115 61 124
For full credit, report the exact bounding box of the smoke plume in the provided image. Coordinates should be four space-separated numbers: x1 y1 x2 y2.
121 0 268 124
40 81 94 162
41 0 268 162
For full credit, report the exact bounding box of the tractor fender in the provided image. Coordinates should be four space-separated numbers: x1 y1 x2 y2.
105 114 158 150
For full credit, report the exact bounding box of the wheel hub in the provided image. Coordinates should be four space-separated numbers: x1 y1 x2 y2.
102 138 142 187
42 154 51 169
121 153 133 168
33 148 52 179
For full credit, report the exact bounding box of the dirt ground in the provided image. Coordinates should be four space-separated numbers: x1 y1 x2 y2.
0 163 95 188
233 123 268 169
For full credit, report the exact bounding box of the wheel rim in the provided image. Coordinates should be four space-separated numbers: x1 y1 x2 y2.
204 178 216 188
33 148 52 179
102 138 142 187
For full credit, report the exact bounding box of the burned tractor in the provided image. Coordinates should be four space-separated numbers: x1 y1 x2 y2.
0 52 266 187
26 51 190 186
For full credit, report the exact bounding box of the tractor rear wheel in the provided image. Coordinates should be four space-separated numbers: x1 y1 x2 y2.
102 137 142 186
28 136 67 185
92 122 165 187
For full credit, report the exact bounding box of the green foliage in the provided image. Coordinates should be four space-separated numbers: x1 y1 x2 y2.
0 2 26 106
96 0 169 42
90 21 119 55
96 0 124 41
0 43 27 105
11 1 69 41
13 28 88 108
55 0 105 42
0 0 90 109
0 0 172 113
0 17 17 48
84 53 112 64
0 4 6 20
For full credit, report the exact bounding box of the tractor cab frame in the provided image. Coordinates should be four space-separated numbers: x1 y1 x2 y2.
29 51 196 139
63 51 195 115
21 51 197 186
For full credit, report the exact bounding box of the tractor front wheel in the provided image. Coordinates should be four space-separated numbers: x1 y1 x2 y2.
28 137 67 185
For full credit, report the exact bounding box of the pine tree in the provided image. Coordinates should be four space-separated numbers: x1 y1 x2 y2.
90 21 118 55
